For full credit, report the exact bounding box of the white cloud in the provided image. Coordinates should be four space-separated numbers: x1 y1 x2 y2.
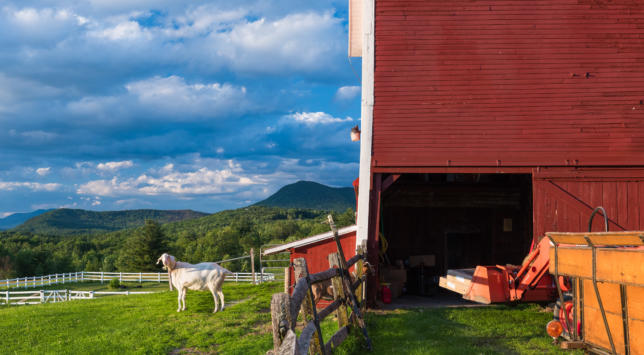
97 160 134 171
68 75 250 121
92 21 149 41
77 160 262 196
286 112 352 125
36 167 51 176
210 11 345 75
335 86 360 101
126 75 247 117
0 181 61 192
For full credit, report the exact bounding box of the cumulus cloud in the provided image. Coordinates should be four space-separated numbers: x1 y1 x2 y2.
92 21 150 41
335 86 360 101
286 112 352 125
66 75 250 122
0 1 360 214
210 11 345 75
36 167 51 176
0 181 61 191
96 160 134 171
77 160 262 196
126 76 249 118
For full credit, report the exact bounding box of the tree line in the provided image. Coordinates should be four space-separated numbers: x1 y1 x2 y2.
0 206 355 279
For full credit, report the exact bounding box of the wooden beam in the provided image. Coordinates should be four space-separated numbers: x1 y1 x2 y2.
548 232 644 247
381 174 400 192
549 247 644 286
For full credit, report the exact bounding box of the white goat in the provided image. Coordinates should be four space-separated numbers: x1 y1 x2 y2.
157 253 231 313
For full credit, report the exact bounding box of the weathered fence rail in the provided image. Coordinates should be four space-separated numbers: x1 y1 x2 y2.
1 289 154 305
268 216 372 355
1 271 274 289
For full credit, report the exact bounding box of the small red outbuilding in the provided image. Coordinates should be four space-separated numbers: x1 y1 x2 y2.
262 225 357 296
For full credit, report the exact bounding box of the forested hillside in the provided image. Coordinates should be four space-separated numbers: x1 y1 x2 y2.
0 206 355 279
254 181 355 211
12 208 208 235
0 209 53 230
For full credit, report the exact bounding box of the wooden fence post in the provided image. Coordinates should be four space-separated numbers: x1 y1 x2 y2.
101 272 104 284
328 252 349 328
40 290 44 303
355 246 366 313
284 267 291 293
293 258 324 355
270 292 293 353
250 248 256 285
259 249 264 284
119 272 122 283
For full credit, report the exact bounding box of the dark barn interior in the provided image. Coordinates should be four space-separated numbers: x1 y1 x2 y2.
379 173 533 298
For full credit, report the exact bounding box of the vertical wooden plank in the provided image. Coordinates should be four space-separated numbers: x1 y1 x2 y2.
602 182 618 230
616 182 628 229
270 292 292 354
284 267 290 294
566 180 583 232
328 253 349 328
250 248 256 285
355 246 366 313
590 183 604 232
292 258 323 355
532 176 544 239
627 181 639 229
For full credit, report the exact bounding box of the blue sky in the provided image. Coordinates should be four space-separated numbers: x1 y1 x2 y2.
0 0 362 216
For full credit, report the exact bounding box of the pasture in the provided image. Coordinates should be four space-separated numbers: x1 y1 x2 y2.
0 282 574 354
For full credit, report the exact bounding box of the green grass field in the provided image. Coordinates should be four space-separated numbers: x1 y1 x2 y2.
0 282 575 354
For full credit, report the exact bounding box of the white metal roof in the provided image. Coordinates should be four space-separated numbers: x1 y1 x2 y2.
262 225 357 256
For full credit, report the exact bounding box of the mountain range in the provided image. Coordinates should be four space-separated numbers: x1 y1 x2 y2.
0 209 54 230
1 180 355 235
11 209 208 235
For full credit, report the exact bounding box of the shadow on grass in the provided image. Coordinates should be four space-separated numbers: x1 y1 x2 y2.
332 304 577 355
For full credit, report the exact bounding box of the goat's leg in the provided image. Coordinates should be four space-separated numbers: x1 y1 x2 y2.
217 289 225 311
176 289 182 312
181 288 187 311
210 287 219 313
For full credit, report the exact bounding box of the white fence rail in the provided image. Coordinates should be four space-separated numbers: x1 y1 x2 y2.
1 271 274 289
1 289 154 306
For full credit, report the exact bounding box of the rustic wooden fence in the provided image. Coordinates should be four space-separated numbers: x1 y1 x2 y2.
1 271 274 289
268 216 372 355
1 289 154 305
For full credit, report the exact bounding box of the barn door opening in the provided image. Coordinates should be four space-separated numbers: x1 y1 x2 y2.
378 173 533 301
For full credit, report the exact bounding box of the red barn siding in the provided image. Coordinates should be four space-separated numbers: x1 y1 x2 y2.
373 0 644 168
288 231 357 293
533 168 644 238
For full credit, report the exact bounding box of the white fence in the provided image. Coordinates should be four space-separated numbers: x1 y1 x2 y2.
1 289 153 306
1 271 275 289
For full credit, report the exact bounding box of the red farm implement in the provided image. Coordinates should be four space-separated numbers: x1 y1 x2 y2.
440 235 556 304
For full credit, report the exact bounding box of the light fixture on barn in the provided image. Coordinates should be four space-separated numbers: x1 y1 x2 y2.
350 125 361 141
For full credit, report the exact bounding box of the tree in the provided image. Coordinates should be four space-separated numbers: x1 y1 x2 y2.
117 220 166 271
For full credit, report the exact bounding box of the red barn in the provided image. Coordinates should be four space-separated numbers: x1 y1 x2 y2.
350 0 644 304
263 225 357 302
